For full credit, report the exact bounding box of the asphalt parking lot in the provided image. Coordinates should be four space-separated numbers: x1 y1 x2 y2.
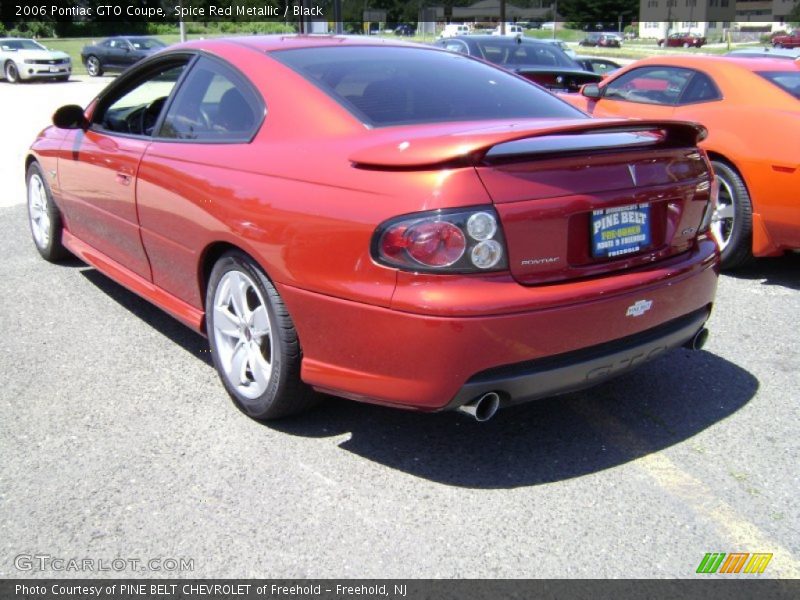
0 77 798 579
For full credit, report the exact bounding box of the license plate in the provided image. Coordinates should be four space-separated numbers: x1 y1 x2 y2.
49 67 62 72
591 203 651 258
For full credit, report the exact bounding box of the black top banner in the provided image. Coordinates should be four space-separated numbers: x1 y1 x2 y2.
0 0 720 24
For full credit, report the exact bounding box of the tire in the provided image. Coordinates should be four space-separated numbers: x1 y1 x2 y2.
5 61 20 83
710 160 754 269
658 41 664 47
683 42 690 48
26 162 69 262
206 251 317 420
85 55 103 77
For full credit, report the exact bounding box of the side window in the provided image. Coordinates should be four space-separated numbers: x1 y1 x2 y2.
443 40 469 54
94 62 187 136
159 57 263 142
604 66 694 105
679 71 721 104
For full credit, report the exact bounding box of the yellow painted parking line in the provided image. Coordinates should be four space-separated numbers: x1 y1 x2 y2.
573 400 800 578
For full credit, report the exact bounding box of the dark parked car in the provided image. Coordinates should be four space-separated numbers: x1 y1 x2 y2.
574 56 621 77
658 33 706 48
393 24 416 37
579 33 621 48
434 35 601 92
81 36 167 76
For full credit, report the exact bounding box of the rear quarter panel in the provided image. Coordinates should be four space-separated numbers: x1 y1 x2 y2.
136 43 494 310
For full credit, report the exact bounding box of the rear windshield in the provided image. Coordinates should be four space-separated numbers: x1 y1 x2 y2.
758 71 800 99
271 46 584 127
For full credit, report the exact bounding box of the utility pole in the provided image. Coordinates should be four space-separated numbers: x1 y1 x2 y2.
177 1 186 42
552 0 558 40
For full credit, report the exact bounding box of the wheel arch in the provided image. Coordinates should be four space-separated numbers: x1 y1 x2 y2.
198 241 281 309
25 154 38 172
705 151 755 208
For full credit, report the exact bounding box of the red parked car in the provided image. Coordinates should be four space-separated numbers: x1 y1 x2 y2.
772 30 800 48
658 32 707 48
26 36 719 422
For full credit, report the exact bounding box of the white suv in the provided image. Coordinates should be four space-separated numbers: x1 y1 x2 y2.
491 25 524 37
441 24 472 38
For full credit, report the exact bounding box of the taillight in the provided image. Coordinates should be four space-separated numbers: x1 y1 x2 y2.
373 207 508 273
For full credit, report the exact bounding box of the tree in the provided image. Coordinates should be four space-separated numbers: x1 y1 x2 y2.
789 1 800 26
558 0 639 28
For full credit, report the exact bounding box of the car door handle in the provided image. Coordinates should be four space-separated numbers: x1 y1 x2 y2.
116 172 132 186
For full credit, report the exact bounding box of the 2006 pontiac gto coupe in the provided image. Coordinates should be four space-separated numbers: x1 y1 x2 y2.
26 36 720 421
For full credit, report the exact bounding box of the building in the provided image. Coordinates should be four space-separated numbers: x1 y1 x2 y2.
638 0 737 39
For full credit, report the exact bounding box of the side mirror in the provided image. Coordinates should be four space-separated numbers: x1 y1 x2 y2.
52 105 87 129
581 83 602 98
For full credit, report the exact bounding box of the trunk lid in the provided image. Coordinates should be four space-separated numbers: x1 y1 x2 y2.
475 123 713 284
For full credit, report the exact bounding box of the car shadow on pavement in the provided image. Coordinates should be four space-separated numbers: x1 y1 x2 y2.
271 349 758 489
78 268 212 367
74 263 758 490
724 253 800 290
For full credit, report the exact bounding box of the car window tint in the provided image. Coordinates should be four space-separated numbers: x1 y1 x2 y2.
442 40 468 54
272 46 584 127
159 56 263 141
475 41 573 67
95 64 186 136
2 39 46 50
604 66 694 105
679 71 721 103
131 38 164 50
757 71 800 99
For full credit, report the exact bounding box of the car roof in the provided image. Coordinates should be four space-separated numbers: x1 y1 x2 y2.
727 47 800 59
175 34 421 54
625 54 800 73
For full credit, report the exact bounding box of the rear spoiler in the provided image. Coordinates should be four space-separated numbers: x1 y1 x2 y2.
349 119 706 169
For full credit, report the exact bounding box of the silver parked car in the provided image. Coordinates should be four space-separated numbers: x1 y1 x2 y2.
0 38 71 83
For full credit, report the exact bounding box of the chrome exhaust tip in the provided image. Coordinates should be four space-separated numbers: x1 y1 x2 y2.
457 392 501 422
685 327 709 351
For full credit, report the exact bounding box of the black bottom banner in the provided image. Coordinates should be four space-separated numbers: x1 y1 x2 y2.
2 579 798 600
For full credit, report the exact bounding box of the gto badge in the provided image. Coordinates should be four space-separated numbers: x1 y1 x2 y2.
626 299 653 317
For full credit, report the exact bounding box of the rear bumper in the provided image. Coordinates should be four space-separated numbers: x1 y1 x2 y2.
277 238 719 411
444 307 709 411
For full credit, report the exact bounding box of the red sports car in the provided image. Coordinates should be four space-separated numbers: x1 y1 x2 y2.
26 36 719 421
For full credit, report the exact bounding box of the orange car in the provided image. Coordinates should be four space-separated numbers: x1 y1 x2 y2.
561 55 800 268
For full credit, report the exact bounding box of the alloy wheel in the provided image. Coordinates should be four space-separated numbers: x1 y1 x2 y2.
5 62 19 83
711 176 735 251
211 270 274 400
28 173 51 249
87 57 100 76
